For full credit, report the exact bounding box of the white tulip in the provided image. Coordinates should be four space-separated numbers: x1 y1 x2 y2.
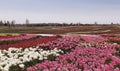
19 64 24 68
0 47 63 71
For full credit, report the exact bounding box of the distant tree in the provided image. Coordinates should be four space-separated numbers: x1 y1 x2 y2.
111 22 114 25
26 19 29 24
6 21 11 27
4 21 10 27
94 21 98 25
70 23 73 26
0 20 4 26
11 20 15 27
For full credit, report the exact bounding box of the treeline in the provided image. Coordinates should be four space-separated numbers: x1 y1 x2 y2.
25 23 85 27
0 20 15 27
0 20 119 27
17 23 112 27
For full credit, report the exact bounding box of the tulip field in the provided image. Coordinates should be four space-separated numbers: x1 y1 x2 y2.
0 34 120 71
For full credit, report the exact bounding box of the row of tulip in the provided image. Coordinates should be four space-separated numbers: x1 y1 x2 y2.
0 47 63 71
80 35 107 43
100 34 120 45
0 36 57 50
0 33 21 37
0 34 37 42
27 35 120 71
38 36 81 50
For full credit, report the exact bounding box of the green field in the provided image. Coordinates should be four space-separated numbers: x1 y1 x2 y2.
0 25 120 34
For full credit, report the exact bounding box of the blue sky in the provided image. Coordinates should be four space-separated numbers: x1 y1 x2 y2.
0 0 120 24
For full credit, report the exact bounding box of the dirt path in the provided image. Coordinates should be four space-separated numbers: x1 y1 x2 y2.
67 30 111 34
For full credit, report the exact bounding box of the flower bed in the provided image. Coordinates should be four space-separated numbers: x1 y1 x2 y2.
28 46 120 71
0 34 37 42
80 35 106 43
0 47 63 71
0 36 57 50
0 33 21 37
101 34 120 44
0 34 120 71
27 35 120 71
